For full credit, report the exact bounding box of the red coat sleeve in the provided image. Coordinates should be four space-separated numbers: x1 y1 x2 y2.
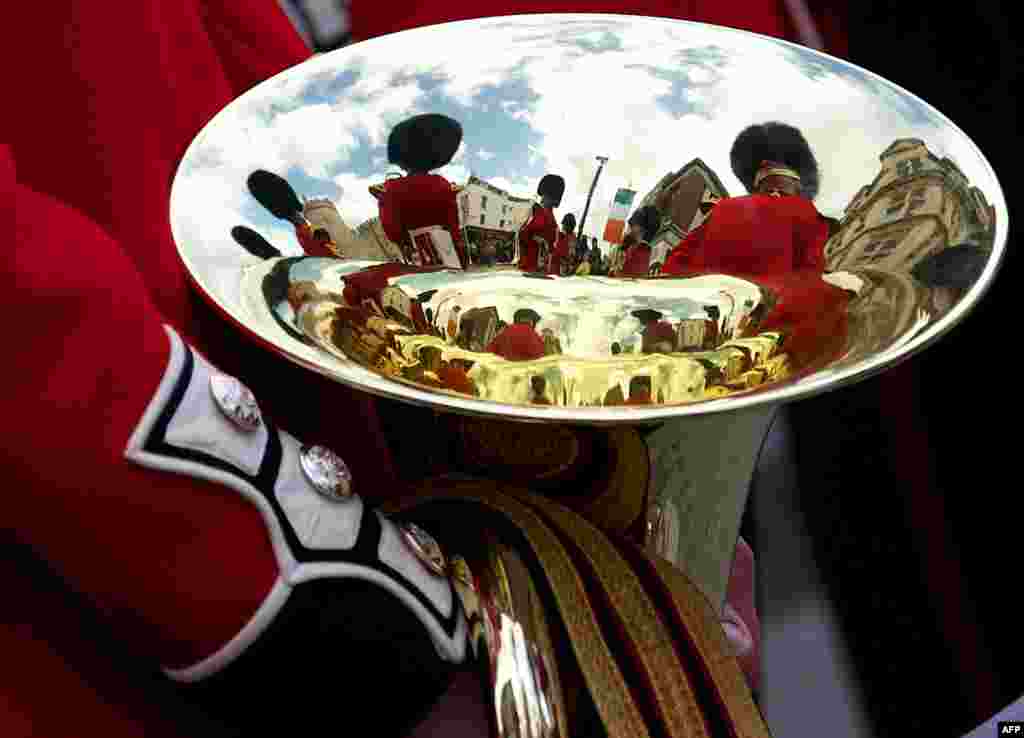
518 208 542 271
7 170 278 672
378 184 405 246
8 162 469 738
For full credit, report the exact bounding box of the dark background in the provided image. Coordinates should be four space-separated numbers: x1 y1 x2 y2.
787 4 1020 735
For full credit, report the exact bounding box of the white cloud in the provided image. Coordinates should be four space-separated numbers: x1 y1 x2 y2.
332 170 383 227
177 14 1003 306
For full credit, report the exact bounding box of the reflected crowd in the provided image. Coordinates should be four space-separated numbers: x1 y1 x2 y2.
235 113 995 409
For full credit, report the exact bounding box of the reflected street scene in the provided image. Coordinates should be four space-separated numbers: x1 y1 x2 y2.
172 14 1003 415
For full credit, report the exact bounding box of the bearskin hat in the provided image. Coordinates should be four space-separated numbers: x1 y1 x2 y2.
513 308 542 325
730 122 820 200
562 212 577 233
628 205 661 243
231 225 281 260
387 114 463 173
537 174 566 206
631 308 664 324
247 170 304 220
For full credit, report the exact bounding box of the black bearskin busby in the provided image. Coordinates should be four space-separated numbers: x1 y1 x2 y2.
247 169 304 220
387 114 463 173
730 122 820 200
231 225 282 260
631 308 664 324
513 308 542 326
628 204 661 243
537 174 566 207
562 212 577 233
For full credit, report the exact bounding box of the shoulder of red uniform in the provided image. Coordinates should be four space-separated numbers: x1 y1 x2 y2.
384 174 454 194
727 193 820 213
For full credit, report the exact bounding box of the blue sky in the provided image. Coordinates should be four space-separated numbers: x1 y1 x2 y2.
172 14 1000 272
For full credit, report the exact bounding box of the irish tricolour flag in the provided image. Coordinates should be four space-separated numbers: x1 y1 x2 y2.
602 188 636 244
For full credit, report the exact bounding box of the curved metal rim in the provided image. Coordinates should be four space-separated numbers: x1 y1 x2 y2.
170 13 1009 426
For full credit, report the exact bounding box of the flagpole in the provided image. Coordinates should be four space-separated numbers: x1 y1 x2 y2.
577 155 609 244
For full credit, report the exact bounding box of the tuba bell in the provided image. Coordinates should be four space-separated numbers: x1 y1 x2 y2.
170 15 1006 737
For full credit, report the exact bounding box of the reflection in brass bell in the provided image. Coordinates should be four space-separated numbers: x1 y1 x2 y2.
171 19 1006 730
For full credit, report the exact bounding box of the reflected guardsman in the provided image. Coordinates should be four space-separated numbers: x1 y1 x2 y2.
518 174 564 273
548 213 576 276
246 169 339 258
619 205 662 277
663 122 829 277
633 309 676 354
486 308 546 361
379 114 468 269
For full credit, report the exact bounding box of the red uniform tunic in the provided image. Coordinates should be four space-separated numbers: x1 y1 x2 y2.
5 4 457 733
548 231 573 275
486 324 547 361
661 194 841 370
663 194 828 277
379 174 468 268
438 364 476 395
518 205 557 273
621 241 654 277
753 272 851 369
625 391 654 405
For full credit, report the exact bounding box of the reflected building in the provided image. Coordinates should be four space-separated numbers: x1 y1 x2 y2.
354 216 406 262
458 176 534 263
457 306 501 352
825 139 996 272
676 319 708 352
638 158 731 268
304 197 388 260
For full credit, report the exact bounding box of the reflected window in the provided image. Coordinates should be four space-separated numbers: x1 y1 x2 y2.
885 192 907 217
908 188 927 213
480 214 486 226
870 239 900 262
481 195 488 210
896 158 924 178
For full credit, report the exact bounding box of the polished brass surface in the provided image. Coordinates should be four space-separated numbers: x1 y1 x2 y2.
167 17 1005 736
171 14 1004 423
